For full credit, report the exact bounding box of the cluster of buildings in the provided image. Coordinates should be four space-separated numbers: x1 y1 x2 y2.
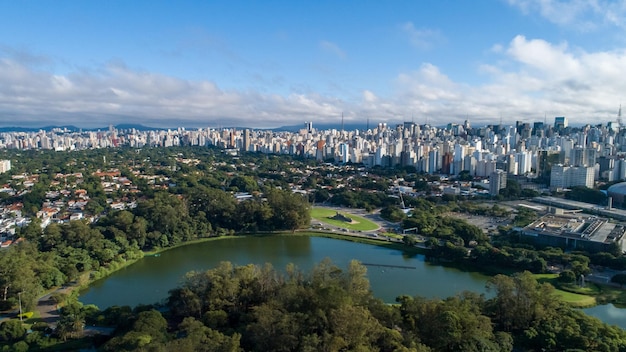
4 116 626 253
2 114 626 196
0 169 141 244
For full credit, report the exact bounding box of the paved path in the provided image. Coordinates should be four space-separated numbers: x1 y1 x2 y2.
35 286 74 328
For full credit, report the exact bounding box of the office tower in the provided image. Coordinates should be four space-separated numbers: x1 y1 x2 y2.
489 170 507 196
533 122 545 137
242 129 251 152
442 152 453 175
554 116 568 130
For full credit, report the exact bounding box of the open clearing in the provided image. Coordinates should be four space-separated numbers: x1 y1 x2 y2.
311 207 380 231
534 274 597 307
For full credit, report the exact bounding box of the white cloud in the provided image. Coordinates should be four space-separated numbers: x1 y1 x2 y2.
507 0 626 30
319 40 347 59
2 35 626 128
362 90 378 103
384 34 626 124
0 58 345 128
400 22 442 49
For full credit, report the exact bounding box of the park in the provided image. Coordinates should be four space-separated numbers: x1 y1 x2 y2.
310 207 381 232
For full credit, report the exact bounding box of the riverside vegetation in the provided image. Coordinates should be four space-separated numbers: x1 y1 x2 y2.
0 146 626 350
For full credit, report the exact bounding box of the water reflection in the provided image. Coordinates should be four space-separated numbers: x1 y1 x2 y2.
80 236 489 309
80 235 626 329
583 304 626 329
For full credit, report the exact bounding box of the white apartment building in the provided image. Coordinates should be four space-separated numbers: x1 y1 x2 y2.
0 160 10 174
550 164 595 190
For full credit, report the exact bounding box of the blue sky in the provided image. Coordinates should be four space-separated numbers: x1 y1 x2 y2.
1 0 626 128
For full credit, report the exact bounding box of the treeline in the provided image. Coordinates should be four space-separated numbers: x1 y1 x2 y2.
391 194 626 276
328 188 397 211
423 227 621 275
66 261 626 352
564 186 608 205
1 188 309 312
402 205 488 247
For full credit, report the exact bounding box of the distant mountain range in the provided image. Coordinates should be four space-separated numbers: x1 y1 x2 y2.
0 124 165 133
0 122 372 133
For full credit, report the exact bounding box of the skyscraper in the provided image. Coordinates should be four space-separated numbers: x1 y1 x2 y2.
554 116 568 131
242 129 251 152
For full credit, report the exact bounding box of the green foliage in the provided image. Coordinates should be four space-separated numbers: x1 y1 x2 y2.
3 146 626 351
403 206 487 245
380 205 407 222
559 270 577 283
92 261 626 352
565 186 607 205
611 273 626 287
456 170 473 181
0 320 26 342
330 188 396 209
402 235 417 247
512 207 537 227
456 202 511 218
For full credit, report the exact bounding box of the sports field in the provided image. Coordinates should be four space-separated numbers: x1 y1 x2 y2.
311 207 380 231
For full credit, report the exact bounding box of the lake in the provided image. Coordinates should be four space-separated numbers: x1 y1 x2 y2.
80 235 489 307
79 235 625 329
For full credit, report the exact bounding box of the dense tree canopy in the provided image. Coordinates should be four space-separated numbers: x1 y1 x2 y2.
89 262 626 352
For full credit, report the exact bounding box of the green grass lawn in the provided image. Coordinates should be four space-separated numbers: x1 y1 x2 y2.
533 273 598 307
311 207 380 231
554 290 597 307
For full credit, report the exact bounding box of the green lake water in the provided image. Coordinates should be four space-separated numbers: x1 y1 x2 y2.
79 235 625 329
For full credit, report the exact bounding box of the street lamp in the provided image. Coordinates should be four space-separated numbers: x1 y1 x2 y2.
17 291 23 321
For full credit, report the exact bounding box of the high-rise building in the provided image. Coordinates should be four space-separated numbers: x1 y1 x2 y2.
489 169 507 196
550 164 595 189
533 122 545 136
536 150 550 180
441 152 453 174
0 160 10 173
464 155 476 175
554 116 568 130
242 129 251 152
571 147 585 166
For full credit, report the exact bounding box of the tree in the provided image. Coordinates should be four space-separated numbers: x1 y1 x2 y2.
56 300 85 341
486 271 558 332
132 310 168 343
402 235 417 247
166 317 241 352
559 270 577 283
381 205 407 222
457 170 472 181
0 320 26 342
611 273 626 287
570 260 591 277
565 186 607 205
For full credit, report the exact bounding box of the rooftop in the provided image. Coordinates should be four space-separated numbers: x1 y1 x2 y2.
524 213 622 244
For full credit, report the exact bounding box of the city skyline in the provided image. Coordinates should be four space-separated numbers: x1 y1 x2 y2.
1 0 626 129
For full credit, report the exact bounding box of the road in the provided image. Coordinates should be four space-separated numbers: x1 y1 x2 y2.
35 285 74 328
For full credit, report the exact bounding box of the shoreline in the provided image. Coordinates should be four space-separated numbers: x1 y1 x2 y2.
47 230 612 313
